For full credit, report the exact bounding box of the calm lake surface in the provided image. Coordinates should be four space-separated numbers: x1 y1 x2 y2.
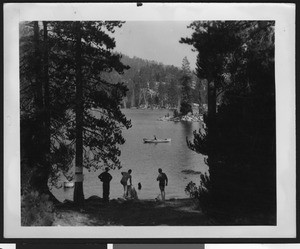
51 109 208 201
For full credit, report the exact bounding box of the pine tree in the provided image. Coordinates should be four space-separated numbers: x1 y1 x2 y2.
181 21 276 218
179 56 193 115
20 21 60 202
20 21 131 206
53 21 132 206
73 21 85 207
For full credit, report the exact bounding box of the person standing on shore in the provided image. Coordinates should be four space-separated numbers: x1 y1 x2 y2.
120 169 132 198
157 168 168 201
98 167 113 203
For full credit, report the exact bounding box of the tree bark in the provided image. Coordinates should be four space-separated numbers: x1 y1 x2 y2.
207 79 216 156
33 21 46 189
131 87 135 107
73 21 85 208
177 94 181 112
33 21 43 111
42 21 60 204
43 21 51 153
30 21 60 203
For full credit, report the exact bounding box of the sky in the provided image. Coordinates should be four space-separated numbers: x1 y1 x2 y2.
111 21 197 70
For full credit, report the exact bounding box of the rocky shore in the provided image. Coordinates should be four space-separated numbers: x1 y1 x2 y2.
158 113 203 122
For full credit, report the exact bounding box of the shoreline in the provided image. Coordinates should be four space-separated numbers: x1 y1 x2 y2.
53 195 275 226
158 113 204 122
54 196 205 226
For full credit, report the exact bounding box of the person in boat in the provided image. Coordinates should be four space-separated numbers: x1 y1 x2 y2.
120 169 132 198
153 135 157 140
157 168 168 202
98 167 113 203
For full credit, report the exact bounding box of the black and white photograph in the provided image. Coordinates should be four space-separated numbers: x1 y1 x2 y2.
4 3 296 239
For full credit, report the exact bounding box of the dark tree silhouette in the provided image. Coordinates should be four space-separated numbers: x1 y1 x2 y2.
181 21 276 220
179 56 193 115
20 21 131 207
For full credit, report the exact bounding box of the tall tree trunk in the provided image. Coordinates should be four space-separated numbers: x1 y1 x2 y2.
123 97 127 109
42 21 59 203
198 89 202 114
73 21 85 208
207 80 216 156
177 94 181 112
43 21 50 154
33 21 43 112
29 21 59 204
138 89 142 107
131 87 135 107
142 89 148 108
31 21 48 192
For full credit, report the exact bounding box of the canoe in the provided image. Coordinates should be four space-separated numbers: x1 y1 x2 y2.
64 181 75 188
143 138 171 143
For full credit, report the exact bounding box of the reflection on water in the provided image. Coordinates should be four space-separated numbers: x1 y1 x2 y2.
51 109 208 201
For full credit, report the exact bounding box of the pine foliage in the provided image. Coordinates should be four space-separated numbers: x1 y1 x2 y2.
20 21 132 196
182 21 276 218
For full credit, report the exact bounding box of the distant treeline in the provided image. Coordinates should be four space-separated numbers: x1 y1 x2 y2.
101 54 207 110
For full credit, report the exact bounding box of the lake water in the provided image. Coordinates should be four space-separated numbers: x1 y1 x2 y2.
51 109 208 201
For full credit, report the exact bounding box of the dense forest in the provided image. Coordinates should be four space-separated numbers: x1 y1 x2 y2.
102 54 207 111
183 21 276 219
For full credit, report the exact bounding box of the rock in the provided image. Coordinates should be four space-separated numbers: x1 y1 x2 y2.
87 195 101 201
158 113 204 122
181 169 202 175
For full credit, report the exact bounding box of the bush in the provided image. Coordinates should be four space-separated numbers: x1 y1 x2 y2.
21 190 55 226
173 109 179 117
180 101 192 116
185 181 198 198
185 173 210 212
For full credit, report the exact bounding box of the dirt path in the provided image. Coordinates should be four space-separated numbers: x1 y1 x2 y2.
53 196 208 226
52 195 276 226
53 210 99 226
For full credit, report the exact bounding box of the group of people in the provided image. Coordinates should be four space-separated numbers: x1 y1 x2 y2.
98 167 168 203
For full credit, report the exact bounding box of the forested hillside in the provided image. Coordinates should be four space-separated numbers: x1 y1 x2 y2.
102 54 207 110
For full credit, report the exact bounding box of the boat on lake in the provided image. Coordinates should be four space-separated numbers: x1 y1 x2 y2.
143 138 171 143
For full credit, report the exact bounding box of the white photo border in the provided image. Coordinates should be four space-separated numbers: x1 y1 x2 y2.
3 2 296 239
